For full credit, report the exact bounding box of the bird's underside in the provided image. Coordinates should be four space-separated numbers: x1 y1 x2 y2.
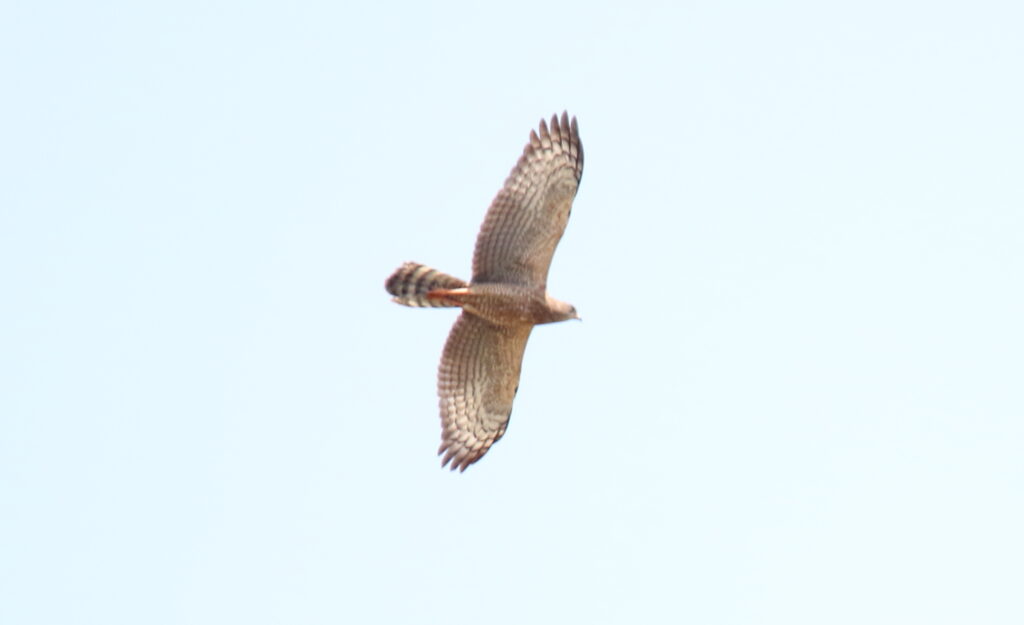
385 112 583 471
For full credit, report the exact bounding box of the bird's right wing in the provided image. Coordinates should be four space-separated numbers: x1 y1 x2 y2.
471 113 583 289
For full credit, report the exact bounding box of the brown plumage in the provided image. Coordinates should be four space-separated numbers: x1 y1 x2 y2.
385 112 583 471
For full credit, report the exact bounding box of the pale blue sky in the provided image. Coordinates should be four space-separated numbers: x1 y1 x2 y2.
2 1 1023 623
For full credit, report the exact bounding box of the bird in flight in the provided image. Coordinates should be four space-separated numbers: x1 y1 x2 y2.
385 112 584 471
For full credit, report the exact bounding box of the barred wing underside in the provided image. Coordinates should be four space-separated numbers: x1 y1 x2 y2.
437 313 533 471
471 113 583 288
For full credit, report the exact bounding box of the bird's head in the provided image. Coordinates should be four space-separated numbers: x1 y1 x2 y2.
545 295 581 323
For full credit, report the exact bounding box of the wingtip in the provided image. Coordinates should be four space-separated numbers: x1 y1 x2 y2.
548 111 573 129
547 111 580 148
438 444 461 471
438 440 482 473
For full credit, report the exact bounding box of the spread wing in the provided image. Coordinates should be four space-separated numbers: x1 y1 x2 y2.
471 112 584 288
437 313 533 471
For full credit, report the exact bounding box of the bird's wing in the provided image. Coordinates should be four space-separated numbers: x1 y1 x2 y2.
437 312 533 471
471 112 583 288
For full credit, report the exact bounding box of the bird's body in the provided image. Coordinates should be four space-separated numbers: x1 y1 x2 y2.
428 283 574 326
385 113 583 471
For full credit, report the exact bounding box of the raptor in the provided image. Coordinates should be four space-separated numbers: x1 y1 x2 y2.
386 112 583 471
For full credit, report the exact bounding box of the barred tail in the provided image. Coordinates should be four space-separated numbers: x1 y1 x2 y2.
385 262 468 308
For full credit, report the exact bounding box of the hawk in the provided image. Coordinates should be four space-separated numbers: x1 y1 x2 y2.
385 112 584 471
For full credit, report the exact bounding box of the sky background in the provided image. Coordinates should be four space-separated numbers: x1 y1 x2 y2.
2 1 1023 623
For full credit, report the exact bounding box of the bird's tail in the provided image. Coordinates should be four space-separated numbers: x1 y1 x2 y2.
385 262 468 308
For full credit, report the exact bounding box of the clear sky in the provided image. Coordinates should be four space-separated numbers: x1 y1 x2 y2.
2 1 1023 623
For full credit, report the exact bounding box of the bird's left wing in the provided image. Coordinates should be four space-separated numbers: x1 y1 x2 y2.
437 312 533 471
